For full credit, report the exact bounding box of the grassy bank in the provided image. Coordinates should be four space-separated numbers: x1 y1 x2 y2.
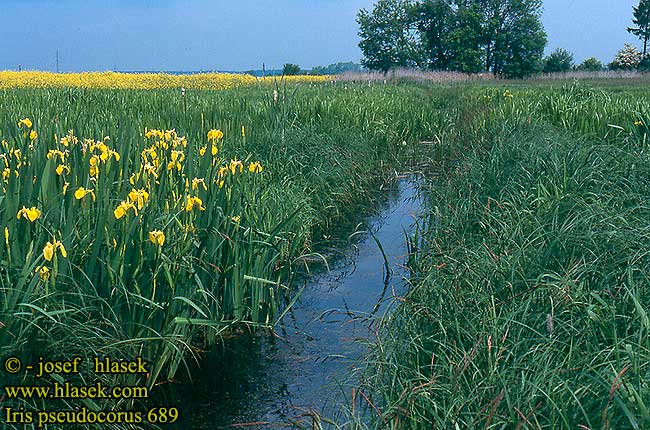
0 83 446 427
351 83 650 429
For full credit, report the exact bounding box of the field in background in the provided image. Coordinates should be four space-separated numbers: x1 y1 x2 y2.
4 69 650 91
0 71 331 89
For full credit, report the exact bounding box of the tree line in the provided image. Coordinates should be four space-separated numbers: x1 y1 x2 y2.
357 0 650 77
357 0 547 78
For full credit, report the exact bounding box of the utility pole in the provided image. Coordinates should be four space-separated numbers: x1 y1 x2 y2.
56 50 60 73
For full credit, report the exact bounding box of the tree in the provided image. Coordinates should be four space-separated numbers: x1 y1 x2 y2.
282 63 301 75
413 0 546 77
609 43 642 70
628 0 650 57
638 55 650 71
480 0 547 77
543 48 575 73
577 57 604 71
415 0 484 72
415 0 456 70
446 3 485 73
357 0 423 72
491 6 547 77
357 0 546 77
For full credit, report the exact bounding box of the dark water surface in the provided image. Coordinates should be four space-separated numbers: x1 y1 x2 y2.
176 175 423 429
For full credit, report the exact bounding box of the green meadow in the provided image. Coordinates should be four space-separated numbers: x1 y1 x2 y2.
1 80 649 429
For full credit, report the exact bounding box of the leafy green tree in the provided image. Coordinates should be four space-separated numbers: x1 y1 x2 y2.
638 55 650 71
357 0 546 77
543 48 575 73
447 3 485 72
481 0 547 77
628 0 650 57
577 57 604 71
411 0 546 77
357 0 423 72
282 63 301 76
491 8 547 77
415 0 456 69
416 0 483 72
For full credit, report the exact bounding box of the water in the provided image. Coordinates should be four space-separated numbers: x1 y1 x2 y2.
176 175 423 429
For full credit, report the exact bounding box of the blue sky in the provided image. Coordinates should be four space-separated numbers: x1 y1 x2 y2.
0 0 639 71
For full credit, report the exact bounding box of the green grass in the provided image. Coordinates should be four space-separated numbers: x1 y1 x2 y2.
346 82 650 430
3 80 650 430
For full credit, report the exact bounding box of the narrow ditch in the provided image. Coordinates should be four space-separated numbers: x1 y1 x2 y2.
175 174 424 429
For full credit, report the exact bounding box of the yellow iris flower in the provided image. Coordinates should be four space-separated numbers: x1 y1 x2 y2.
74 187 96 201
35 266 50 280
128 188 150 210
148 230 165 246
191 178 207 191
16 206 41 222
185 196 205 212
207 129 224 143
55 164 70 176
229 159 243 175
43 238 67 262
248 161 263 173
114 201 138 219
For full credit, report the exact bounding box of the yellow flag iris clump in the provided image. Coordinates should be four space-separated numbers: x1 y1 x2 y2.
35 266 51 281
2 113 276 398
17 118 33 129
128 189 150 210
207 129 224 143
74 187 96 201
16 117 38 142
114 201 138 220
248 161 263 174
185 196 205 212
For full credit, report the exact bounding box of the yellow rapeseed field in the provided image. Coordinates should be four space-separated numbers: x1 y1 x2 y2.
0 71 332 90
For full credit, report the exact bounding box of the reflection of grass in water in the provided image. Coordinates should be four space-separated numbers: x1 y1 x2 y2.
299 176 405 274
